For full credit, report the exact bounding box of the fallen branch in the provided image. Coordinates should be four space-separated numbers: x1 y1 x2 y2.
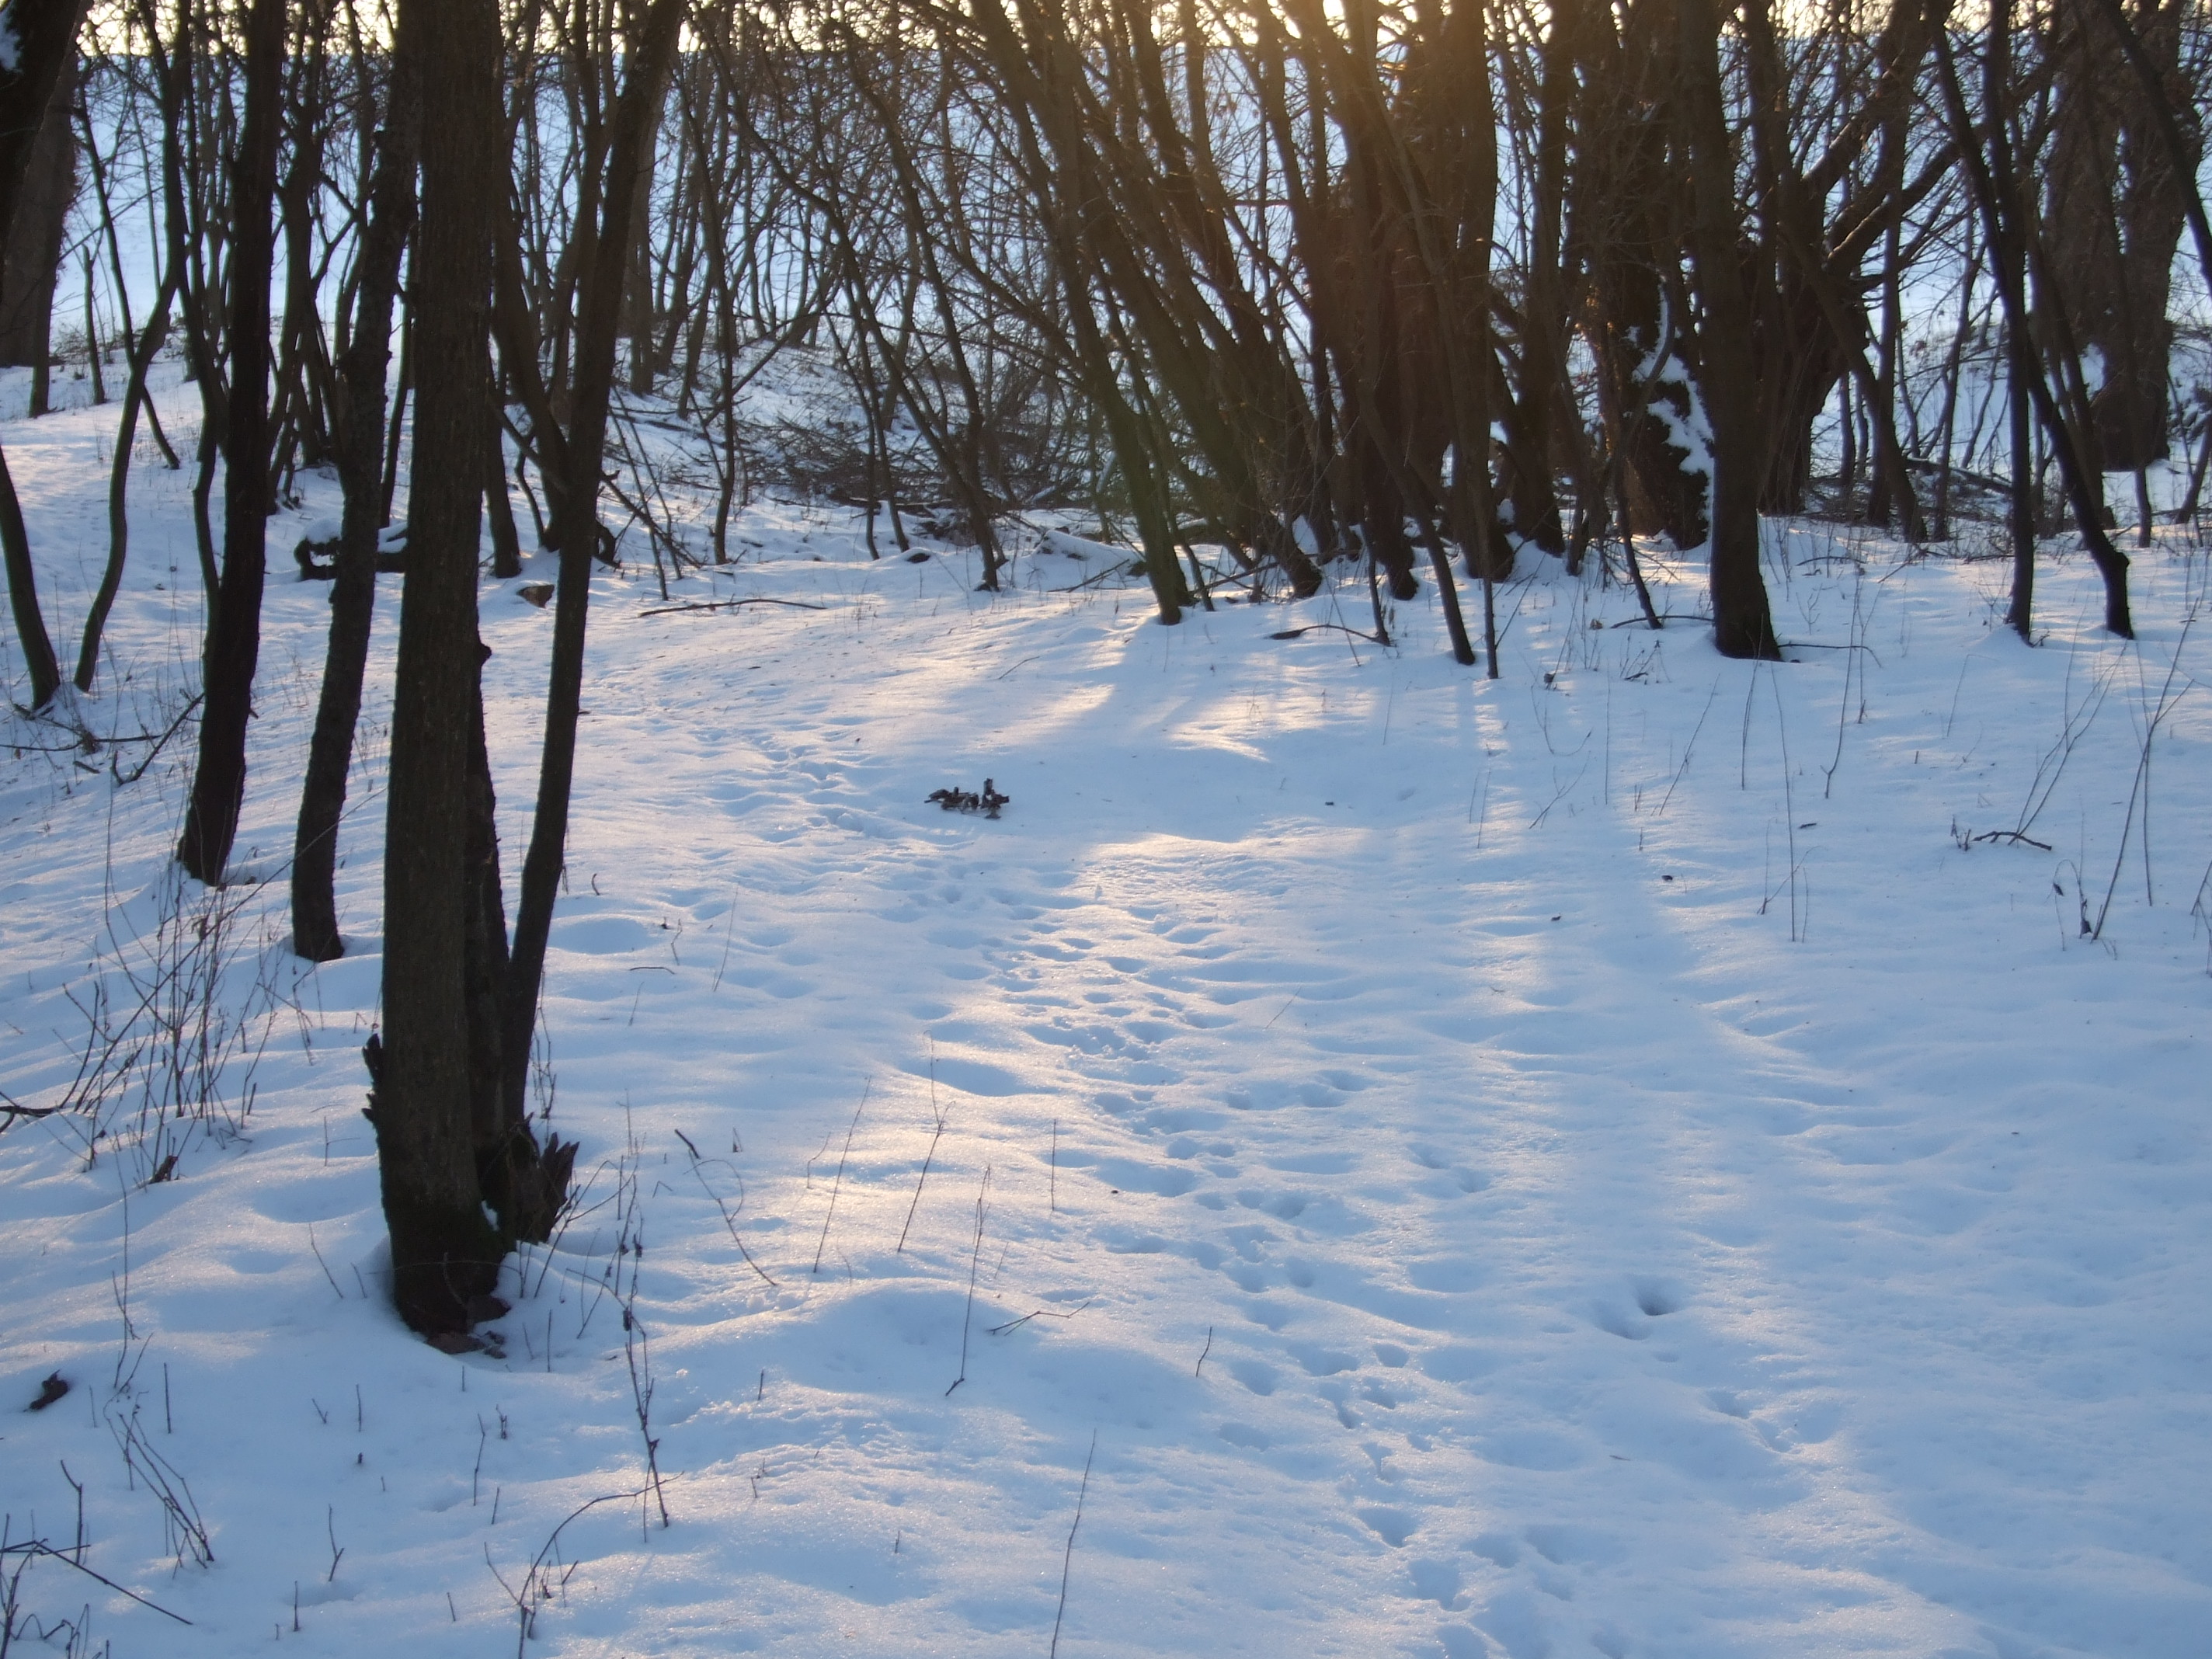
638 597 827 617
1973 830 2054 851
1268 622 1385 644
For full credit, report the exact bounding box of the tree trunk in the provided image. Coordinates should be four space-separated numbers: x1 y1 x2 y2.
177 0 285 885
0 1 92 711
1504 0 1574 558
485 366 523 578
292 11 423 962
375 0 505 1338
623 113 659 398
499 0 687 1136
0 53 75 381
72 261 182 694
1573 0 1708 550
0 440 62 708
1936 26 2134 637
2046 0 2190 471
1678 0 1779 659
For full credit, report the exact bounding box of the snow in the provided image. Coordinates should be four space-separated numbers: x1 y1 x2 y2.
2 374 2210 1659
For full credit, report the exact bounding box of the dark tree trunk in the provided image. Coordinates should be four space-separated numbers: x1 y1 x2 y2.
374 0 505 1337
485 367 523 579
1678 0 1781 659
2047 0 2192 471
0 1 92 711
0 54 75 381
153 0 226 617
270 45 336 485
0 2 89 281
1573 0 1708 551
1936 28 2134 637
292 13 423 962
177 0 285 885
73 261 183 695
1503 0 1575 558
623 123 658 397
499 0 687 1136
0 441 62 709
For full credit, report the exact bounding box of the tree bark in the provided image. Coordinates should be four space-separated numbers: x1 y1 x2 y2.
1935 23 2134 637
72 260 182 694
1678 0 1781 659
485 363 523 579
0 54 75 378
0 440 61 708
292 12 423 962
2046 0 2190 471
375 0 505 1337
177 0 286 885
0 0 92 711
499 0 687 1134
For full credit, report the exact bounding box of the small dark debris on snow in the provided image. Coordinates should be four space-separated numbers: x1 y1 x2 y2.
927 779 1010 819
906 551 930 564
516 582 555 608
28 1372 68 1410
294 534 407 580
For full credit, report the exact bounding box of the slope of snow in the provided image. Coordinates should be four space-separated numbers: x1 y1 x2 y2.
2 382 2208 1659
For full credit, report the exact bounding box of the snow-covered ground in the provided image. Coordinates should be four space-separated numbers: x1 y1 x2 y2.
2 375 2209 1659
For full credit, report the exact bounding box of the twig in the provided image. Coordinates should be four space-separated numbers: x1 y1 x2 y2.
308 1224 344 1300
945 1168 992 1396
0 1539 191 1625
812 1083 870 1275
896 1060 950 1254
1972 830 2054 851
111 693 203 784
1195 1326 1213 1377
675 1130 777 1286
711 886 738 993
1048 1432 1099 1659
488 1489 641 1659
2093 623 2195 940
987 1298 1091 1337
1653 678 1723 819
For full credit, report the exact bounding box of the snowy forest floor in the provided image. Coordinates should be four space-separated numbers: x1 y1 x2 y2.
2 372 2209 1659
